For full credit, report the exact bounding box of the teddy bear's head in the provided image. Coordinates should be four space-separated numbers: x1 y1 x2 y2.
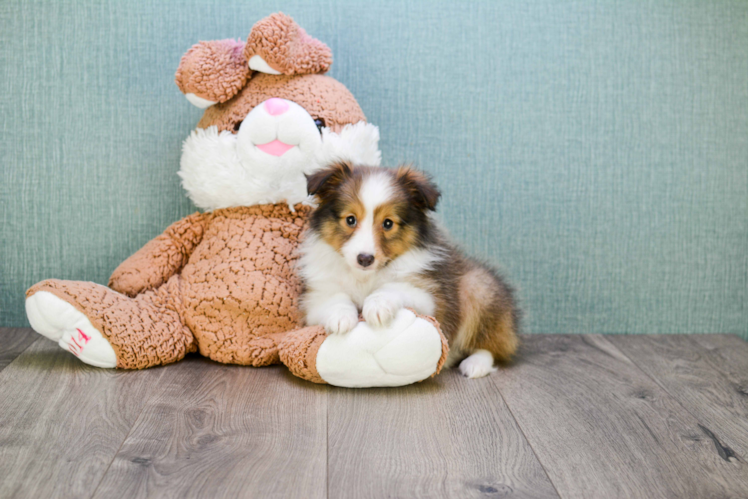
174 13 381 212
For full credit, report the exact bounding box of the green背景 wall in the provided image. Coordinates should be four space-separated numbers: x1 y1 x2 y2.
1 0 746 338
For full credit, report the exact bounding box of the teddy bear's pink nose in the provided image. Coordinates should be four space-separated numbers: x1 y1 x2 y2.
264 98 289 116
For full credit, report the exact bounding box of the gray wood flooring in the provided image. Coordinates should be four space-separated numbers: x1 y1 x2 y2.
1 328 746 499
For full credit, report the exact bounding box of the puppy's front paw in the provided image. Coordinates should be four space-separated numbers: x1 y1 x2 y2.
363 294 401 328
325 308 359 335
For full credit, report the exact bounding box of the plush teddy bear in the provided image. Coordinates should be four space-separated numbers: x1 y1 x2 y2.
24 13 449 388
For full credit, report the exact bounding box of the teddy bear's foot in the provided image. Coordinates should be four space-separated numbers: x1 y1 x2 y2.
25 291 117 368
315 309 447 388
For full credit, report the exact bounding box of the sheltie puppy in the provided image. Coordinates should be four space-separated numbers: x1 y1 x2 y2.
298 162 519 378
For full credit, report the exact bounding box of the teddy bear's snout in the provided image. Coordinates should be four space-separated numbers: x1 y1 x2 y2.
233 97 322 163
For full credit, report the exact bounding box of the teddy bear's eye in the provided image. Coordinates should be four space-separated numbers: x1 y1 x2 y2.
314 118 325 134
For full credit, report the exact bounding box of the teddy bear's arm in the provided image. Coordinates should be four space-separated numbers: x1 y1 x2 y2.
108 212 207 297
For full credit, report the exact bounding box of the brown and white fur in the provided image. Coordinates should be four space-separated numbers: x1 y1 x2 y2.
298 162 519 378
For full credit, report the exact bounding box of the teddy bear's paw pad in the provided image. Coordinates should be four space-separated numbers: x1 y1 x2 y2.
25 291 117 368
315 309 443 388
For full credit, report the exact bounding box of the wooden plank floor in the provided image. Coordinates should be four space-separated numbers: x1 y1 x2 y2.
1 328 747 499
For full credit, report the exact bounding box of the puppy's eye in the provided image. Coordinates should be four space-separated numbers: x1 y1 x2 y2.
345 215 357 227
382 219 394 230
314 118 325 134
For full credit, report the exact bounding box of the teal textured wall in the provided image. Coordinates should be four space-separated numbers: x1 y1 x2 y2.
1 0 746 337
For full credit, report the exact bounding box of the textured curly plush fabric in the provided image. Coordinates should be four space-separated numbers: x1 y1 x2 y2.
108 212 207 297
175 39 250 104
278 326 329 384
197 73 366 133
29 204 318 369
26 277 196 369
244 13 332 75
181 204 310 365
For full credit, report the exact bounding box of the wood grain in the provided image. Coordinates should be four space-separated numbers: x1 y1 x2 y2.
327 369 558 499
0 338 167 498
492 334 748 498
609 334 748 460
93 359 328 499
3 333 748 498
0 327 37 373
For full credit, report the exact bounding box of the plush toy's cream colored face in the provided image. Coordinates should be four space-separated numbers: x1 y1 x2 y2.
174 14 382 211
177 77 381 212
190 71 372 187
231 97 322 177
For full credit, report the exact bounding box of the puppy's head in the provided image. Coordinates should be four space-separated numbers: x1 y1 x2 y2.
306 162 440 273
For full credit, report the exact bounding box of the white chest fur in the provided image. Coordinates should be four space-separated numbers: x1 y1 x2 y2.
298 233 440 313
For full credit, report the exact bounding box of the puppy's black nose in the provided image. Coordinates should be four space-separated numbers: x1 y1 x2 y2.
357 253 375 268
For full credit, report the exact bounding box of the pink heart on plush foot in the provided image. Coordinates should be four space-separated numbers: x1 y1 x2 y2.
257 139 295 156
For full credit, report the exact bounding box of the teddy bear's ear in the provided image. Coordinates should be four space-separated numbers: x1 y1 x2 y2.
175 39 251 108
244 13 332 75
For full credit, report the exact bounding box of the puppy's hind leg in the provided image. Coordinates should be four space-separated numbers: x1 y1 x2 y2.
455 266 519 378
458 308 518 379
458 310 517 379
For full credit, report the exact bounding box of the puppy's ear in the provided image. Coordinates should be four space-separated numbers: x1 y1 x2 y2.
306 161 353 198
396 166 441 211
